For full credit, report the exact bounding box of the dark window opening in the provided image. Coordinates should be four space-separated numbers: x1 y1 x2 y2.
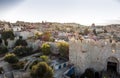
95 72 100 78
107 62 117 72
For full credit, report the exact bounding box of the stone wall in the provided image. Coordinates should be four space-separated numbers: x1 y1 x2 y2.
69 39 120 74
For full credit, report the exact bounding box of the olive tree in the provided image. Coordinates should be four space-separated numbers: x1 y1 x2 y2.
13 46 33 56
31 62 53 78
40 55 49 62
41 43 51 55
57 41 69 58
1 30 14 46
4 53 19 64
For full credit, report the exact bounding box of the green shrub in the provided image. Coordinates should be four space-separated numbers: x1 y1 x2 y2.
15 39 28 46
13 46 33 56
0 46 8 54
31 62 53 78
41 43 51 55
57 41 69 58
40 55 49 62
80 68 95 78
29 60 39 70
1 30 14 40
4 53 19 64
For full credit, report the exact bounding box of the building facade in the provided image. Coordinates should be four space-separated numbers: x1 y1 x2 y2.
69 39 120 74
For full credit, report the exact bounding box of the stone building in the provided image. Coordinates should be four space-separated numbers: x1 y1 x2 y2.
12 26 23 32
14 31 34 40
69 38 120 74
3 23 12 31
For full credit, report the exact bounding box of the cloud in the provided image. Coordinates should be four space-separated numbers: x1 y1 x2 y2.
0 0 24 11
115 0 120 3
105 19 120 24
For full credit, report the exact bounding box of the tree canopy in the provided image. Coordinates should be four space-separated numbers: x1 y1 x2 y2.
0 46 8 54
13 46 33 56
31 62 53 78
57 41 69 58
15 39 28 47
40 55 49 62
4 53 19 64
84 28 89 35
42 32 51 41
41 43 51 55
1 30 14 40
80 68 95 78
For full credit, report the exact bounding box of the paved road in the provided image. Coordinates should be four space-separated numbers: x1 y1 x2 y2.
54 67 69 78
0 61 13 78
0 74 4 78
4 72 14 78
0 53 41 78
0 52 68 78
0 57 4 61
0 61 12 72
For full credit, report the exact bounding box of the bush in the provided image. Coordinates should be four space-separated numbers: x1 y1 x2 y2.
1 30 14 46
80 68 95 78
41 43 51 55
0 46 8 54
1 30 14 40
41 32 51 41
31 62 53 78
13 46 33 56
15 39 28 47
40 55 49 62
35 32 42 39
29 60 39 70
57 42 69 59
4 53 19 64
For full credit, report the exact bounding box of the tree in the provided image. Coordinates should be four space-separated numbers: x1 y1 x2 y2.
57 42 69 58
29 60 39 70
0 46 8 54
80 68 95 78
15 39 28 46
4 53 19 64
41 32 51 41
13 46 33 56
35 32 42 39
31 62 53 78
40 55 49 62
41 43 51 55
84 28 89 35
1 30 14 46
1 30 14 40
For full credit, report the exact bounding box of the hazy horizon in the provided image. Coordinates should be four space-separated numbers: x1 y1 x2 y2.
0 0 120 25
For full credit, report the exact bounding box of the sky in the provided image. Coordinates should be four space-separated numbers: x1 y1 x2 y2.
0 0 120 25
